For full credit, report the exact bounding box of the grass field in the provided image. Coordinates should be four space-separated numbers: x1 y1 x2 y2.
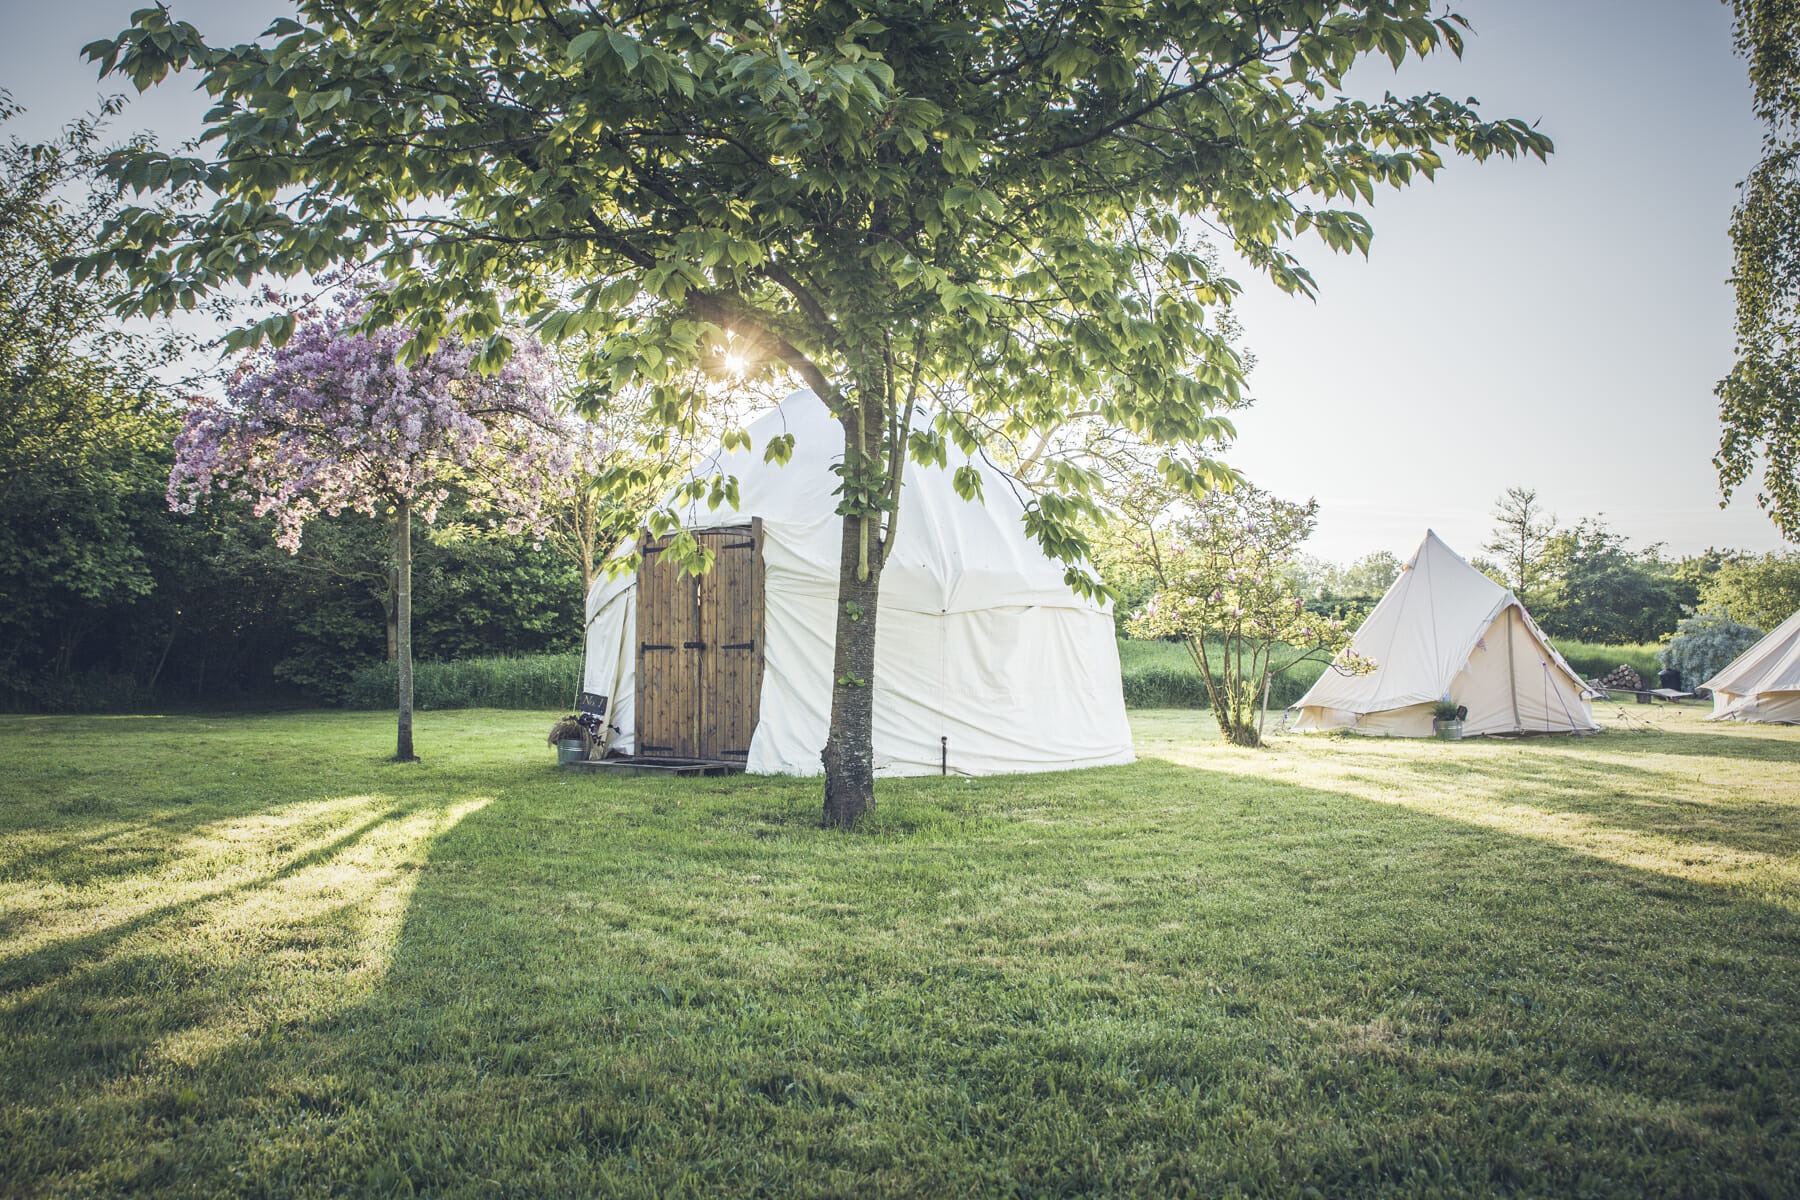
2 706 1796 1197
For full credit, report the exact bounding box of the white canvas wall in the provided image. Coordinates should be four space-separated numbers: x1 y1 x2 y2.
582 391 1135 776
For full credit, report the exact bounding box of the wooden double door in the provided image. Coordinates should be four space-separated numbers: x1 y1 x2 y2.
635 522 766 762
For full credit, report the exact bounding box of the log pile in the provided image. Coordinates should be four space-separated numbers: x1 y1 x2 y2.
1598 664 1643 691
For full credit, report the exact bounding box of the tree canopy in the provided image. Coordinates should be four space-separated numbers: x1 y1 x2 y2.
0 98 584 710
1123 481 1367 746
1716 0 1800 539
81 0 1552 823
1533 518 1685 646
1699 550 1800 630
0 96 192 700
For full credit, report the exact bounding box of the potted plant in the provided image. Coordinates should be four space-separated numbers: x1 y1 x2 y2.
1431 699 1466 740
547 715 588 764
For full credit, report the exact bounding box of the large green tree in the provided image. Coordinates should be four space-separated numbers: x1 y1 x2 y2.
81 0 1549 825
1717 0 1800 538
0 94 190 700
1534 519 1684 645
1699 550 1800 630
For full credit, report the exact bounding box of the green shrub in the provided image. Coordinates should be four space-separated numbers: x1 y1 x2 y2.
0 669 162 714
343 652 583 711
1120 665 1210 708
1659 612 1765 689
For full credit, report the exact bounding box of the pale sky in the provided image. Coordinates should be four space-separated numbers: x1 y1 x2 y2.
2 0 1787 565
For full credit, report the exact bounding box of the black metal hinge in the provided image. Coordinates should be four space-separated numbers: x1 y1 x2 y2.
720 748 749 758
721 641 755 651
683 641 706 650
723 540 755 550
641 643 674 652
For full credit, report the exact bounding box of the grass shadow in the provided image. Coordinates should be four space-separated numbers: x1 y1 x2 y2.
1287 729 1800 864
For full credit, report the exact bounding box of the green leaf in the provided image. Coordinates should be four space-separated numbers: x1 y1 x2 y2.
567 29 602 61
763 433 796 466
608 31 641 71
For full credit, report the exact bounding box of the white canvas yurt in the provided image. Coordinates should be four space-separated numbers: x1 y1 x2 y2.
1701 608 1800 722
581 389 1135 776
1292 530 1599 737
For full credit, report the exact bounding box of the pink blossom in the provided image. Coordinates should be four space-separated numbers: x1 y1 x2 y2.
169 299 576 551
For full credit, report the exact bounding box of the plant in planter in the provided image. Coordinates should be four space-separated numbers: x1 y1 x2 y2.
547 715 589 763
1431 699 1467 740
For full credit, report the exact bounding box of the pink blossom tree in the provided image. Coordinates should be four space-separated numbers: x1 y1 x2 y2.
169 303 569 760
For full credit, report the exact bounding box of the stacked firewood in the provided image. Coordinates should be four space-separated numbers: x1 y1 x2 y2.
1599 664 1643 691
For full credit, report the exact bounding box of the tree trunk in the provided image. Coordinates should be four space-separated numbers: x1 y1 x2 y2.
1224 721 1262 748
821 509 883 828
393 498 418 763
381 560 399 662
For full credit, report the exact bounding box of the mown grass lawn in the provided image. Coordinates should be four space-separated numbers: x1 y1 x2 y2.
1 705 1796 1198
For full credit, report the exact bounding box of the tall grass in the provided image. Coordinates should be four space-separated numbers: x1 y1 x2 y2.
1117 638 1327 710
1550 640 1664 682
343 652 583 711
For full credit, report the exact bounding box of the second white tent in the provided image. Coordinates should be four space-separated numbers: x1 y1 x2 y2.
1292 530 1598 737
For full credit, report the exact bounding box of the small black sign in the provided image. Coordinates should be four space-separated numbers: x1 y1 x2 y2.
577 691 608 717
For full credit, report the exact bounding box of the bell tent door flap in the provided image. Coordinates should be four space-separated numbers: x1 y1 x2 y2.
635 521 765 762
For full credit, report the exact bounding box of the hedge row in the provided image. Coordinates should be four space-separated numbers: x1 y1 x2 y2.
338 637 1651 716
344 653 584 711
336 644 1315 714
1550 641 1664 683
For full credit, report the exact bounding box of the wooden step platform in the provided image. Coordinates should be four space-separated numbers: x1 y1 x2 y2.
563 755 743 777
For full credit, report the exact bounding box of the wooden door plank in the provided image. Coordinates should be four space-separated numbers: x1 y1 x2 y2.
636 534 702 758
694 524 764 761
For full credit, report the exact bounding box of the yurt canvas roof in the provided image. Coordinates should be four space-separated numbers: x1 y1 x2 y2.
1294 530 1595 734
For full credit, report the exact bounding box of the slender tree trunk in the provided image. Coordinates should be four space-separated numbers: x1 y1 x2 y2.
822 509 882 828
578 492 598 595
393 498 418 763
145 603 180 693
1257 657 1273 741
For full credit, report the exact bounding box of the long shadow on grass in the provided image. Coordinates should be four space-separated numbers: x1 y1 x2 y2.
1368 735 1800 862
1574 716 1800 762
35 759 1794 1197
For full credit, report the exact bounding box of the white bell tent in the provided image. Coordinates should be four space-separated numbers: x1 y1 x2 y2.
1701 608 1800 723
1292 530 1598 737
581 390 1135 776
